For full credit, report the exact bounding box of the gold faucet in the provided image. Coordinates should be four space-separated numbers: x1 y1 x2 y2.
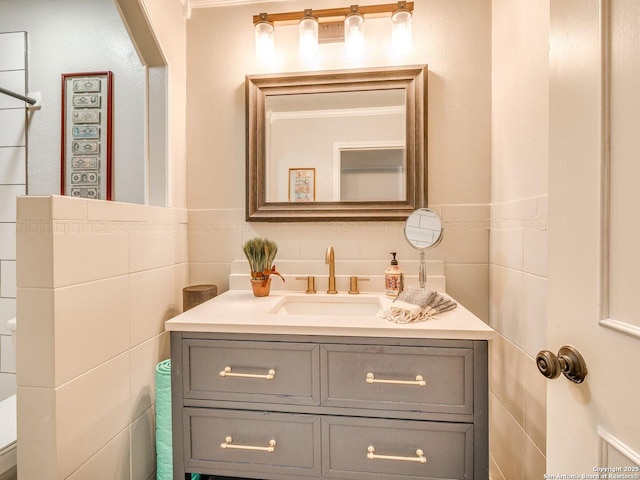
325 246 337 294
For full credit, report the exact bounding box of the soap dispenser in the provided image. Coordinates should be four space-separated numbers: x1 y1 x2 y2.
385 252 404 298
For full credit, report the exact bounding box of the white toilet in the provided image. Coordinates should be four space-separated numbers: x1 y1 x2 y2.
0 318 17 480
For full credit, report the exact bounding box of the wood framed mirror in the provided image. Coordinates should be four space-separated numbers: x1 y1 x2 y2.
246 64 427 221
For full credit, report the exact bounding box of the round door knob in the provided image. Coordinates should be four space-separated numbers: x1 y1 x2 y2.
536 350 561 379
536 345 588 384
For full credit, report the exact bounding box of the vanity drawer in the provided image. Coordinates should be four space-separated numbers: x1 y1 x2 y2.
322 416 473 480
321 344 473 415
184 408 322 477
183 340 320 405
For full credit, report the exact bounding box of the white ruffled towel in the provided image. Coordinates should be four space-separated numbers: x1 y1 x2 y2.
378 288 458 324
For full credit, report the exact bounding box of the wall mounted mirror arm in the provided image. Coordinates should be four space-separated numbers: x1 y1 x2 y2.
246 65 427 222
404 208 443 288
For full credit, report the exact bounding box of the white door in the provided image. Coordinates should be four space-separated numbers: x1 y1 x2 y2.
548 0 640 474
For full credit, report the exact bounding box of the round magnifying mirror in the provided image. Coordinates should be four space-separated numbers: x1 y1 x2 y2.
404 208 443 249
404 208 443 288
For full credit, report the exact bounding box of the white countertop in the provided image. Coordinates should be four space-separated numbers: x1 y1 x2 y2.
165 290 494 341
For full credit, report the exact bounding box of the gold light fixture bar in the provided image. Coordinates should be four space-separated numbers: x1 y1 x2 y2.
252 2 414 26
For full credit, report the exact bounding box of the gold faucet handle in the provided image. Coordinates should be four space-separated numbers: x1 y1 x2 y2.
348 276 370 295
295 276 316 294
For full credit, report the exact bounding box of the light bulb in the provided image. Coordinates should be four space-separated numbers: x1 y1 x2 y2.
391 6 412 52
254 18 275 62
299 11 318 59
344 11 364 59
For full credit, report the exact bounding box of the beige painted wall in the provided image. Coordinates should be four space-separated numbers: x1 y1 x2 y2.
186 0 492 320
489 0 549 478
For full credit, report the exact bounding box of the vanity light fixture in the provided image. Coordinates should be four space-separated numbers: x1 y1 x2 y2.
254 13 275 62
253 2 414 60
344 5 365 59
391 1 412 52
299 9 319 58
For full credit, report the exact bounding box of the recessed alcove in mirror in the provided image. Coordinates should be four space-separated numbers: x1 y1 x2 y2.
246 65 427 221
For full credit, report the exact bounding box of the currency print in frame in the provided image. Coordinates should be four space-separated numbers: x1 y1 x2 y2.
288 168 316 202
61 71 112 200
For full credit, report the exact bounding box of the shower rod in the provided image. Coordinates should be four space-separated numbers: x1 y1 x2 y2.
0 86 37 105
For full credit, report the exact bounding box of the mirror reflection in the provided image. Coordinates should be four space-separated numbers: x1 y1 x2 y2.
404 208 443 249
265 89 406 203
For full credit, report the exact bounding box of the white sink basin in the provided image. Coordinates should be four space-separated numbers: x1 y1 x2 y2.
270 295 383 316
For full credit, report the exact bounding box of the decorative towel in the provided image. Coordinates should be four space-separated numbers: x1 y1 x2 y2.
378 288 457 324
156 359 201 480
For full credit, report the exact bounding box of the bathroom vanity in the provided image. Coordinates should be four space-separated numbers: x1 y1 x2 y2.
166 291 493 480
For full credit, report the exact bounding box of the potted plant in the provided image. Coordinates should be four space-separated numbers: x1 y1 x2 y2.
243 237 284 296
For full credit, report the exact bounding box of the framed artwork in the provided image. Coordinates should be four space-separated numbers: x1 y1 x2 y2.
61 71 113 200
288 168 316 202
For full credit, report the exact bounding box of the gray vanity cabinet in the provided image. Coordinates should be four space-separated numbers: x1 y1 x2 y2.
171 333 488 480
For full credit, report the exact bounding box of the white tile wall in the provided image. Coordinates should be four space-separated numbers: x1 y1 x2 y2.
0 32 27 401
17 196 188 479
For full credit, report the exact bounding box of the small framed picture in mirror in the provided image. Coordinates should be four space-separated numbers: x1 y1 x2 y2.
288 168 316 202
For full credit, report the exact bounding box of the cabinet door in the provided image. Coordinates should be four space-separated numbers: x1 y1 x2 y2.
321 344 473 416
322 416 473 480
183 339 320 405
184 408 322 477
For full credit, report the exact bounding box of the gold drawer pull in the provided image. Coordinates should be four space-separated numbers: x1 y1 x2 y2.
220 436 276 452
367 446 426 464
219 366 276 380
366 372 426 387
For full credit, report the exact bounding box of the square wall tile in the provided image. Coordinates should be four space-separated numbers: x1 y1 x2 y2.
0 185 25 222
189 227 241 263
0 32 26 71
0 298 16 332
523 435 546 480
129 332 169 420
54 276 130 386
0 222 16 260
490 265 524 343
0 147 26 185
0 260 16 297
52 230 129 287
188 262 230 294
0 109 26 147
524 228 548 277
56 353 130 479
1 334 15 373
17 195 51 221
87 199 173 223
17 386 57 480
16 220 53 289
444 263 489 322
129 230 176 273
51 195 88 220
131 406 157 480
490 333 525 426
0 371 16 400
490 455 507 480
16 287 54 388
489 393 524 480
66 427 131 480
523 353 547 453
0 70 26 109
522 274 548 358
490 228 524 270
130 266 180 347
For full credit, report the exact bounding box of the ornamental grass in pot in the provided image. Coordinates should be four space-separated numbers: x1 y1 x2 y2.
243 237 284 297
